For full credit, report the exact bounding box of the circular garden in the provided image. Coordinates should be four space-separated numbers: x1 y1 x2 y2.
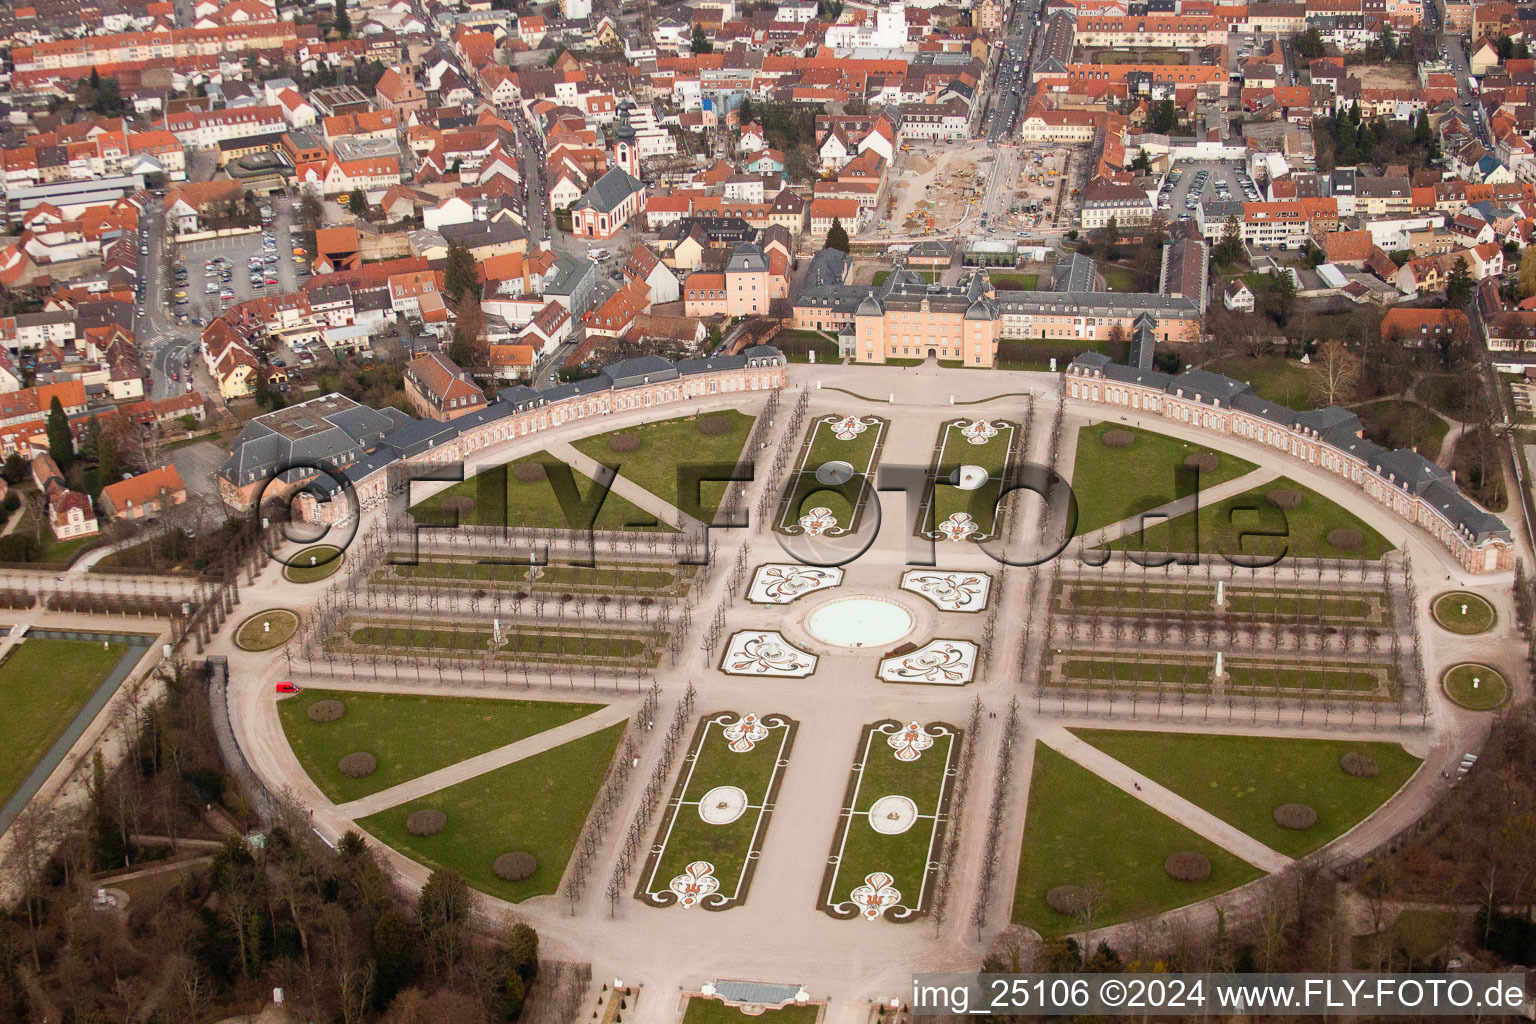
1431 592 1496 635
1442 663 1508 711
235 609 299 651
284 545 345 584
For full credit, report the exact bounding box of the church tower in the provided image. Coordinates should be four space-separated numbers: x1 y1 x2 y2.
612 102 639 178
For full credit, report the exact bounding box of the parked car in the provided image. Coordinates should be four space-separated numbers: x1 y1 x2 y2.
275 681 299 693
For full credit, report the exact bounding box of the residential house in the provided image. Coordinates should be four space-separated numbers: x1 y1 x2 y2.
403 352 487 421
98 464 187 519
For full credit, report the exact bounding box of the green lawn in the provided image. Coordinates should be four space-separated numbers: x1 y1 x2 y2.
1056 653 1390 697
349 625 655 662
989 273 1039 290
285 545 343 584
775 330 839 364
2 510 101 565
1207 356 1314 411
1431 592 1495 634
873 269 938 285
1061 582 1380 623
1415 373 1480 422
778 416 885 534
1070 423 1258 535
824 725 955 916
0 639 126 805
684 1001 820 1024
1442 663 1508 710
571 411 756 523
1107 474 1394 560
235 609 298 651
1355 399 1449 461
1013 744 1263 936
278 689 604 803
647 715 792 905
1070 730 1422 858
410 452 669 532
1097 49 1184 64
359 721 625 902
998 338 1126 372
389 559 683 594
1099 264 1155 292
1354 909 1461 969
926 420 1018 536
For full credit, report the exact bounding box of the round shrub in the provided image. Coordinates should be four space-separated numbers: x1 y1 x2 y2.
339 752 377 778
698 414 732 436
440 495 475 518
608 433 641 453
1274 803 1318 830
1164 851 1212 882
1340 752 1379 778
513 462 547 483
493 852 538 881
307 699 345 723
1328 528 1363 551
1101 429 1135 449
406 809 447 837
1045 885 1091 916
1266 488 1303 510
1184 452 1219 473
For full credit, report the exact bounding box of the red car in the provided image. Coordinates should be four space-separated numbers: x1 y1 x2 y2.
275 681 299 694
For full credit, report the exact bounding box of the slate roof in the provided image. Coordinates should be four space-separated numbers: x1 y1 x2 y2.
1068 354 1510 545
218 394 404 487
262 348 782 496
572 166 643 214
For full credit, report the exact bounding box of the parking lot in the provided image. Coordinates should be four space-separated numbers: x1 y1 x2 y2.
1160 160 1261 219
174 210 305 323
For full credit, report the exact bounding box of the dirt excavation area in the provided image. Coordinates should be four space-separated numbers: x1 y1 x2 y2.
881 143 994 237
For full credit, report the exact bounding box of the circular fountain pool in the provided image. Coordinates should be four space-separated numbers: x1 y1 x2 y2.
805 597 915 648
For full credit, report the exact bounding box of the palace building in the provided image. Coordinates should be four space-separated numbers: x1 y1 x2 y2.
1066 353 1514 574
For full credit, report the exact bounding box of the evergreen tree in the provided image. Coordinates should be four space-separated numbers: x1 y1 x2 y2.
825 217 850 253
444 242 477 301
80 415 102 461
89 751 127 869
1100 215 1120 250
504 923 539 982
501 971 526 1021
334 0 352 37
46 396 73 469
348 188 367 216
691 24 713 54
1215 215 1244 267
1445 256 1474 309
97 438 118 491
